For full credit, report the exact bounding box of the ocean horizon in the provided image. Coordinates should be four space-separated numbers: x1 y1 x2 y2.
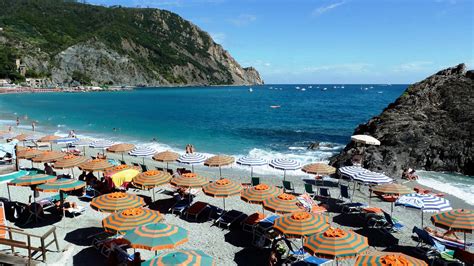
1 84 473 205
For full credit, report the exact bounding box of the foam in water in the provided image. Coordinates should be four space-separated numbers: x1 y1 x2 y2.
417 170 474 205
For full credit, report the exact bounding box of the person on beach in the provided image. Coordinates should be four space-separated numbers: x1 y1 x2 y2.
402 168 418 180
16 117 20 127
85 171 98 185
78 171 87 181
44 163 56 176
97 152 107 159
185 144 191 154
31 121 36 131
190 144 195 153
8 125 11 132
68 130 76 138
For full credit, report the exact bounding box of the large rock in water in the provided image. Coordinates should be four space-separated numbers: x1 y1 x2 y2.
330 64 474 177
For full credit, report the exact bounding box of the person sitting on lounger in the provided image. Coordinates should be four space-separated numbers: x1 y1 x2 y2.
54 200 77 210
86 171 98 185
425 227 461 242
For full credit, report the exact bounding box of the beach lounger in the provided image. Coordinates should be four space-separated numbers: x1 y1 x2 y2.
282 180 295 194
119 160 126 165
131 162 140 167
317 187 331 202
251 177 260 186
207 205 225 221
338 185 367 213
304 184 317 199
214 210 246 229
65 205 85 217
185 201 209 221
80 186 101 201
241 212 265 233
169 199 191 216
368 211 403 232
425 228 472 249
412 226 459 265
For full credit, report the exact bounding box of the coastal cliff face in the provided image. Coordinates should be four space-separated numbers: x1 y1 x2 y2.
0 0 263 86
330 64 474 177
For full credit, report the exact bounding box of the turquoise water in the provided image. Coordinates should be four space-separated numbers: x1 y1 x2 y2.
0 85 405 163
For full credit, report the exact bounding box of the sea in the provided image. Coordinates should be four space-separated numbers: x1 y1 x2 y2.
0 84 472 205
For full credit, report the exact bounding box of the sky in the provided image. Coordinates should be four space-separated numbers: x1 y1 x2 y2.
88 0 473 84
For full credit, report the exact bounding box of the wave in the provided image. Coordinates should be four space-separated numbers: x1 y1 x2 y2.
417 170 474 205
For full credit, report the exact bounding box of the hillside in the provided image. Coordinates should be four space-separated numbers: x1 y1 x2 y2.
0 0 263 86
330 64 474 176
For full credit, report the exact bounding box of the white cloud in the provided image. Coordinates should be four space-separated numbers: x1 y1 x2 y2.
392 61 433 72
228 14 257 26
311 1 345 17
241 59 272 68
210 32 226 44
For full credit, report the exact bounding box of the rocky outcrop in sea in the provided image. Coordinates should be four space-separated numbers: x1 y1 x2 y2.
330 64 474 177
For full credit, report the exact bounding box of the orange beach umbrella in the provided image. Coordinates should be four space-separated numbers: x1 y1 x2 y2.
31 150 65 163
355 252 427 266
274 211 330 238
170 173 208 188
263 193 302 214
204 155 234 179
152 151 179 169
107 143 136 160
90 192 145 213
79 159 113 172
202 178 242 210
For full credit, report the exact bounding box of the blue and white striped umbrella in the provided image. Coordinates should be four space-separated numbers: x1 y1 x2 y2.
129 146 156 157
353 171 392 184
178 153 207 172
396 193 452 227
90 139 115 149
338 166 367 179
269 158 301 181
237 156 267 177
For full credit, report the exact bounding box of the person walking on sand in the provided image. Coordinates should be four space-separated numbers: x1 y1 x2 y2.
16 117 20 127
185 144 191 154
31 121 36 132
8 125 12 132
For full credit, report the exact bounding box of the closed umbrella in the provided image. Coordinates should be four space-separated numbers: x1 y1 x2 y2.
355 252 427 266
274 211 330 238
396 193 452 227
431 209 473 249
177 153 207 172
102 207 163 234
90 192 145 213
123 223 188 252
269 158 301 181
263 193 302 214
129 146 156 164
304 227 369 263
153 151 179 170
107 143 135 161
170 173 208 188
204 155 234 179
236 156 267 178
202 178 242 210
142 249 214 266
370 183 412 214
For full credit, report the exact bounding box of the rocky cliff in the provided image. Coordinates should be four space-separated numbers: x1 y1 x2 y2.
330 64 474 177
0 0 263 86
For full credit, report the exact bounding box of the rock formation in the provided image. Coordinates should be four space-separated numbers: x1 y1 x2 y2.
330 64 474 177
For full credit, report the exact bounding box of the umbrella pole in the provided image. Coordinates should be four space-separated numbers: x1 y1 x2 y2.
166 162 169 170
219 166 222 179
7 185 11 201
369 189 372 205
142 157 145 165
421 208 424 228
121 153 124 161
250 167 253 178
191 165 194 172
223 198 225 211
284 170 286 181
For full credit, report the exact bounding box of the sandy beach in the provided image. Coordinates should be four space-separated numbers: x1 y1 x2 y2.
0 128 472 266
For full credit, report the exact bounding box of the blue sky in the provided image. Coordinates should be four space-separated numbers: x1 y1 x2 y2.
88 0 473 84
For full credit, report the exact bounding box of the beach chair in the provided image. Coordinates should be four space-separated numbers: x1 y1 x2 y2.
139 164 148 172
338 184 367 213
368 211 403 232
302 256 332 265
207 205 225 221
215 210 246 229
425 228 472 250
251 177 260 186
413 228 459 265
65 205 85 217
304 184 317 199
119 160 126 165
131 162 140 167
155 167 164 171
80 186 101 201
282 180 295 194
318 187 331 202
241 212 265 233
169 199 191 216
185 201 209 221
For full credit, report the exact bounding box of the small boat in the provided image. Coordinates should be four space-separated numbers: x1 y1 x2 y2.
321 87 327 91
295 86 300 89
308 85 313 88
270 105 281 108
341 85 345 88
249 88 253 92
301 88 306 91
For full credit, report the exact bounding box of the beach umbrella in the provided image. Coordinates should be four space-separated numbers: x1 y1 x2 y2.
90 139 115 150
123 223 188 252
304 227 369 263
204 155 234 179
396 193 452 227
274 211 330 238
78 158 113 172
202 178 242 210
355 252 427 266
431 209 473 248
31 150 65 163
8 174 57 187
36 178 86 192
177 153 207 172
302 163 336 176
53 155 89 169
133 170 172 201
16 148 43 159
241 183 283 206
142 249 214 266
102 207 163 235
90 192 145 213
269 158 302 181
338 166 367 179
13 133 32 142
263 193 302 214
152 150 179 170
370 183 412 214
351 135 381 146
353 171 392 184
39 135 61 142
170 173 208 188
236 156 267 178
107 143 135 161
129 146 156 164
71 139 92 154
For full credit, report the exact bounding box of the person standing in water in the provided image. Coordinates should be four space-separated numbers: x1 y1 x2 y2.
16 117 20 127
32 121 36 131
